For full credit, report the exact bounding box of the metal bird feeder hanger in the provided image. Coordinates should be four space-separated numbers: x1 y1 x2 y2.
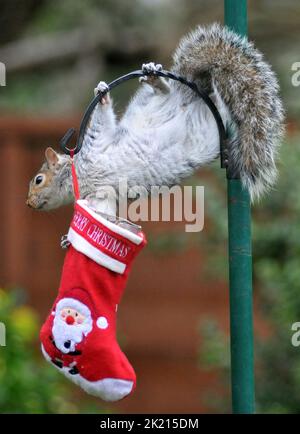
59 69 227 168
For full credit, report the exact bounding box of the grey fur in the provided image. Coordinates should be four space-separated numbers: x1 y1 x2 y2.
172 23 284 198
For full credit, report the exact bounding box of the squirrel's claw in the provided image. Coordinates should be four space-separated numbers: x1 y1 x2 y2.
139 63 170 94
142 62 163 75
61 234 71 249
94 81 110 105
94 81 109 95
140 63 164 86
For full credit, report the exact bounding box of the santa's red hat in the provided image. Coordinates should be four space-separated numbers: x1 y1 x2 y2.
55 288 94 319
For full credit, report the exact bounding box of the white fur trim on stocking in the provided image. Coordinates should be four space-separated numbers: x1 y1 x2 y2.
41 344 134 402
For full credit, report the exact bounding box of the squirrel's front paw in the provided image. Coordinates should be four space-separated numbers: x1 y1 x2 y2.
60 234 71 249
94 81 110 105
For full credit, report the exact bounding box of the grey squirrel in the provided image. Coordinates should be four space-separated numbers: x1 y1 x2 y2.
26 23 284 213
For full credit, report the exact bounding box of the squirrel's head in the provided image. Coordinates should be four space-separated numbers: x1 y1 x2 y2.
26 147 72 210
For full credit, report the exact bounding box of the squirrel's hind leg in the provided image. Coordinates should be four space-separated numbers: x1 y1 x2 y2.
80 81 117 154
139 63 170 94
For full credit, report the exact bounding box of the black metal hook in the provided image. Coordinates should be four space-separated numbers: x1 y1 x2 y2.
59 128 77 153
59 69 227 168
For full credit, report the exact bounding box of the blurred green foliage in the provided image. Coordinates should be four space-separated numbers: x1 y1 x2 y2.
199 135 300 413
1 0 300 117
0 289 107 413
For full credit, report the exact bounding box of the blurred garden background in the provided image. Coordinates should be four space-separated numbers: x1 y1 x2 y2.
0 0 300 413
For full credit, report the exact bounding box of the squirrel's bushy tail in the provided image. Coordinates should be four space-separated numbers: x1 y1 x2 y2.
172 23 284 200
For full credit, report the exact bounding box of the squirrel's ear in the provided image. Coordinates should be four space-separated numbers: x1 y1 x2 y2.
45 147 59 168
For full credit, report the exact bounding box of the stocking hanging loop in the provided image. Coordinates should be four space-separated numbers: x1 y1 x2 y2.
69 148 80 200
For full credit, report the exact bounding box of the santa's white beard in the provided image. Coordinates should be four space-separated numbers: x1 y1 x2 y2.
52 315 93 354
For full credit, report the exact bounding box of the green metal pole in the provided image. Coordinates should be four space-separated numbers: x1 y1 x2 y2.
224 0 255 414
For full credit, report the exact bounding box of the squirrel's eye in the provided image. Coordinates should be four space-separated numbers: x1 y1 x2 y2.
35 174 45 185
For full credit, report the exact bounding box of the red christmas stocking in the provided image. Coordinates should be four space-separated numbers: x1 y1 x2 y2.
40 199 146 402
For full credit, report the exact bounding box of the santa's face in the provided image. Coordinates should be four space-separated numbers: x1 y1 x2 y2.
52 299 93 354
60 307 86 326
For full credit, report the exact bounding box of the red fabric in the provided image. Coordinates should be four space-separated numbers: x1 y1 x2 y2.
70 149 80 200
40 201 146 401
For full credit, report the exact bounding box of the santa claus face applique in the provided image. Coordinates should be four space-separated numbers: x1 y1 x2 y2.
40 200 146 401
61 307 85 325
